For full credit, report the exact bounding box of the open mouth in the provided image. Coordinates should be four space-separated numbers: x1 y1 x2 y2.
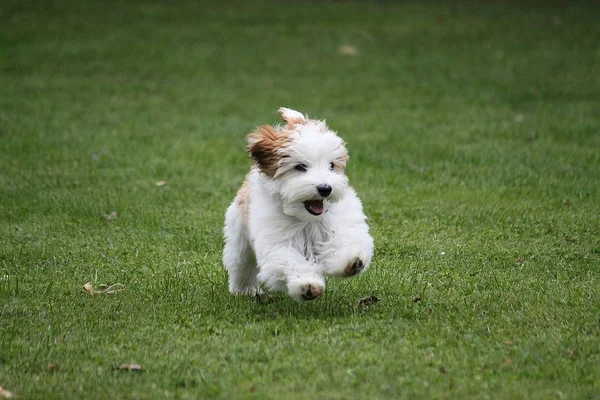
304 200 324 216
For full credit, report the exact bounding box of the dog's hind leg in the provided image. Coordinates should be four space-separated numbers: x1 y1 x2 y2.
223 201 261 295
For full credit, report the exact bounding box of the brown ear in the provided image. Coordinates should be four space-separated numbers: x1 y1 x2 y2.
247 125 291 177
278 107 307 128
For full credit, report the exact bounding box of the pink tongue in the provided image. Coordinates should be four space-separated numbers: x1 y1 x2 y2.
308 200 324 214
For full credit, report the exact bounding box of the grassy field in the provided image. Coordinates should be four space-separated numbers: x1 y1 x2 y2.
1 0 599 398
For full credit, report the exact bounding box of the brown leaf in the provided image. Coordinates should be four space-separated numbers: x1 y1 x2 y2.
48 363 57 371
82 282 95 295
113 364 144 372
358 295 380 306
102 211 118 221
81 282 125 296
338 44 358 56
98 283 124 295
255 293 278 304
155 181 168 187
0 387 19 399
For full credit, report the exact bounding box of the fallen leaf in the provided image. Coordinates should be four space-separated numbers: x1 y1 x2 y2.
82 282 95 295
517 257 525 263
113 364 144 372
48 363 57 371
567 349 578 359
338 44 358 56
81 282 125 296
155 181 168 186
98 283 124 294
358 295 380 306
0 387 18 398
102 211 118 221
255 293 278 304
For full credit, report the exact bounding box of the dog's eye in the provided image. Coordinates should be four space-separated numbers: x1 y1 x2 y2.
295 164 307 172
329 162 335 171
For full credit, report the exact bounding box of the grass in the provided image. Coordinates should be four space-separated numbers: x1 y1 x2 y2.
1 0 599 398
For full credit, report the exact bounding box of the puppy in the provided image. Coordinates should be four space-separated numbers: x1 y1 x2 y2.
223 107 374 302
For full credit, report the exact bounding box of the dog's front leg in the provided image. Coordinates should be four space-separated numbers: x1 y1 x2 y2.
317 189 374 278
255 245 326 302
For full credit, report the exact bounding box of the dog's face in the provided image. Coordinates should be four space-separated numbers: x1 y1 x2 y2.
247 108 349 221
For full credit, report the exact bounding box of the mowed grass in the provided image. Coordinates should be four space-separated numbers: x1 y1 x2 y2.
1 0 599 398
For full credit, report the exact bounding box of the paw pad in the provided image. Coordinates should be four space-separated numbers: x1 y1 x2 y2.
301 284 323 301
344 258 364 276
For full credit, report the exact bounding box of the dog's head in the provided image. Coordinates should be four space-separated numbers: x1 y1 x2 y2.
247 107 349 221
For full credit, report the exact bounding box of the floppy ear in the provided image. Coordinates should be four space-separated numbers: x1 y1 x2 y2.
247 125 290 178
278 107 307 127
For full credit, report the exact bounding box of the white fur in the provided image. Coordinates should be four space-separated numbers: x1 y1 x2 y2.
222 109 374 302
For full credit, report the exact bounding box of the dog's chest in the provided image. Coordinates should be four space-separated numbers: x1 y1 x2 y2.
296 222 330 261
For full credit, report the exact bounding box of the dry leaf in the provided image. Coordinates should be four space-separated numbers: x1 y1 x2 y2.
48 363 57 371
358 295 380 306
81 282 125 296
338 44 358 56
155 181 168 186
82 282 95 295
113 364 144 372
97 283 125 294
255 293 279 304
103 211 118 221
0 387 19 399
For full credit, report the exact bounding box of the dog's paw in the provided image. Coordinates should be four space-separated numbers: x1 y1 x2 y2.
287 275 326 303
344 257 365 277
320 248 371 278
300 283 324 301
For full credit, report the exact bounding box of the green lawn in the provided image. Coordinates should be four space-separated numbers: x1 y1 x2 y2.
1 0 599 398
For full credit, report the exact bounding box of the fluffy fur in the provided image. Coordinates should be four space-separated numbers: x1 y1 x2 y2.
223 107 374 302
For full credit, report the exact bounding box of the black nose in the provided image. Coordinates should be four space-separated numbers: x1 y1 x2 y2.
317 184 332 197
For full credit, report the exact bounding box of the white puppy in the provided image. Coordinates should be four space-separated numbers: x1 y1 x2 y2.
223 107 374 302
